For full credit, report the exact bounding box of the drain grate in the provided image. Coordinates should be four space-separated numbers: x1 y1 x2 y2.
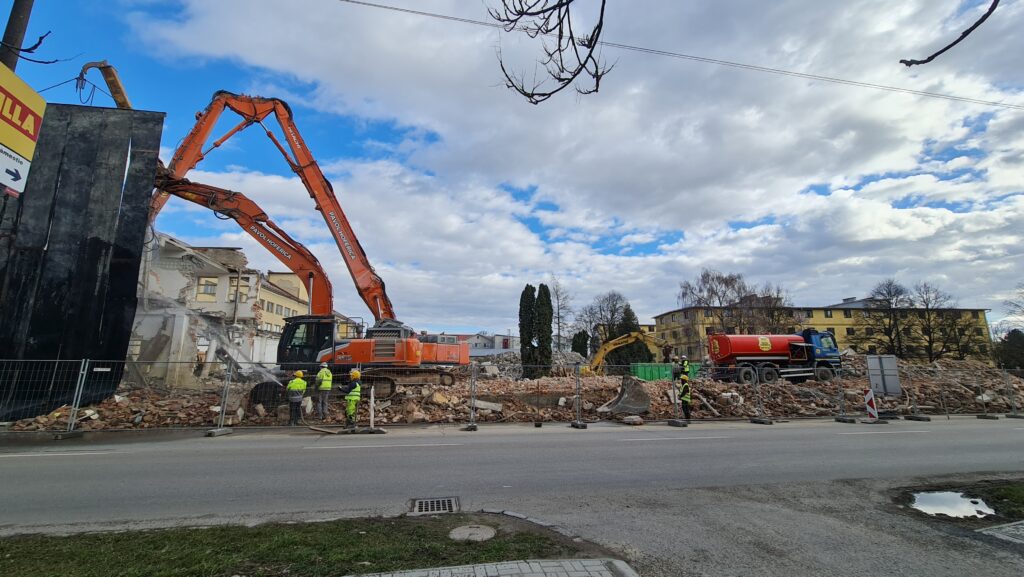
410 497 460 516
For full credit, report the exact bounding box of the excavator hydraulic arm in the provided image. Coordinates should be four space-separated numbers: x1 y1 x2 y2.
589 331 670 374
151 91 395 323
156 175 335 316
78 61 337 319
77 60 132 109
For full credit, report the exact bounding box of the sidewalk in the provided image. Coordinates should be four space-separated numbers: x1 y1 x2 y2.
344 558 640 577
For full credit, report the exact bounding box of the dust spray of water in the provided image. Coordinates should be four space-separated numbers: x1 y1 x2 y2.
137 293 282 385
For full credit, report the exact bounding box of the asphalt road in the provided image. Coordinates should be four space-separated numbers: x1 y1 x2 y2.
2 417 1024 576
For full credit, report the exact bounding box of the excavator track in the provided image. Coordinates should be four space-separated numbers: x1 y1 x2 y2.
360 368 458 399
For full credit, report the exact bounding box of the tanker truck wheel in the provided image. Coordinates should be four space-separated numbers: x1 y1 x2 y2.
737 366 756 385
814 366 835 382
758 365 779 384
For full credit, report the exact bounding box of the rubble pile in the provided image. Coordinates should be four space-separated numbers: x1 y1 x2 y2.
6 355 1022 431
7 386 230 432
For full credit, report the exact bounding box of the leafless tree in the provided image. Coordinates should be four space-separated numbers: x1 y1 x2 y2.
678 269 751 334
573 290 626 353
900 0 1000 67
549 274 574 351
747 282 796 334
1007 283 1024 321
907 282 961 362
851 279 913 357
490 0 611 104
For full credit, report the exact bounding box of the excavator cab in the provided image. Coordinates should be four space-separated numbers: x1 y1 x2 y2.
278 316 338 368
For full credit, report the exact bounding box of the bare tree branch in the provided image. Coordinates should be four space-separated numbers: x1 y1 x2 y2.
900 0 999 67
490 0 612 104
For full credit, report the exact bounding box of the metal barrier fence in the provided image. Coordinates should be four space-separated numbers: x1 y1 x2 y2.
3 359 1021 432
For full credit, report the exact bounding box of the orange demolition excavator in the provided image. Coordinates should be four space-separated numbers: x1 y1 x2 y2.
80 63 468 394
153 92 469 391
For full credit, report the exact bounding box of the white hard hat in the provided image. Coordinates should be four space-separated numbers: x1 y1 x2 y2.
680 355 688 360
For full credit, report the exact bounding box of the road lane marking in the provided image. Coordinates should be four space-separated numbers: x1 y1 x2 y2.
618 436 732 442
0 451 121 458
837 430 930 435
303 443 464 450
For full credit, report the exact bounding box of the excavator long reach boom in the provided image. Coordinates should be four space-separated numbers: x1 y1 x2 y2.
151 91 395 322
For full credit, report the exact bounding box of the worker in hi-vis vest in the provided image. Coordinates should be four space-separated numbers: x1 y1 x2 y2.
285 370 307 426
315 362 333 420
344 368 362 428
676 374 693 422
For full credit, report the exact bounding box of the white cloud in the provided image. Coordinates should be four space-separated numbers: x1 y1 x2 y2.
134 0 1024 329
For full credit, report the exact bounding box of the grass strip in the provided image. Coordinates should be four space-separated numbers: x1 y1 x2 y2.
0 515 579 577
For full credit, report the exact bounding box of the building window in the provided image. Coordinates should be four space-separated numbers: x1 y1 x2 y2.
979 345 988 354
974 327 984 336
865 327 875 336
824 310 833 318
971 311 980 319
843 310 852 318
686 346 695 357
682 311 689 320
671 330 679 339
902 327 911 337
726 327 736 334
275 304 283 315
228 277 250 303
197 277 218 302
846 328 855 336
703 309 713 318
786 326 795 333
705 327 713 335
827 327 835 335
804 309 813 318
867 346 877 354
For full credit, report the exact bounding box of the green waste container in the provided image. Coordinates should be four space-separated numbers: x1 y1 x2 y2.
630 363 674 381
688 362 702 379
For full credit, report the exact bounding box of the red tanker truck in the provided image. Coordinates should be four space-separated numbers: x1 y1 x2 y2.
706 329 841 384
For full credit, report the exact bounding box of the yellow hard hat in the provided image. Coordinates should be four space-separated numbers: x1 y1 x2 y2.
350 368 361 379
294 370 304 378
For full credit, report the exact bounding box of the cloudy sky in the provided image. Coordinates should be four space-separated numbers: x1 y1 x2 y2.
13 0 1024 333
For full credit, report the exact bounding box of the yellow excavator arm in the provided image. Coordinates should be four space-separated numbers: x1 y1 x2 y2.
77 61 132 109
589 331 669 374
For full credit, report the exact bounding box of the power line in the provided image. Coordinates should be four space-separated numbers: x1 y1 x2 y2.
336 0 1024 111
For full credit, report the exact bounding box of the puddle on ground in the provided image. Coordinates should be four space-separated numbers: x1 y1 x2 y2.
911 491 995 518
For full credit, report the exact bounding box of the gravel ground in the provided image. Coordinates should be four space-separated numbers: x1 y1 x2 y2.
526 473 1024 577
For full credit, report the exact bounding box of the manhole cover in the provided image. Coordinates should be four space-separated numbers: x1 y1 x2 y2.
449 524 496 542
409 497 460 516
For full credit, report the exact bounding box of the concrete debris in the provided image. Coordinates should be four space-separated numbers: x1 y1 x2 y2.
254 403 266 417
427 391 450 405
621 415 644 425
472 400 504 412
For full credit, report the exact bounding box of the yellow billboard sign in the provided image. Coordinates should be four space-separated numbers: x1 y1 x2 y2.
0 63 46 194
